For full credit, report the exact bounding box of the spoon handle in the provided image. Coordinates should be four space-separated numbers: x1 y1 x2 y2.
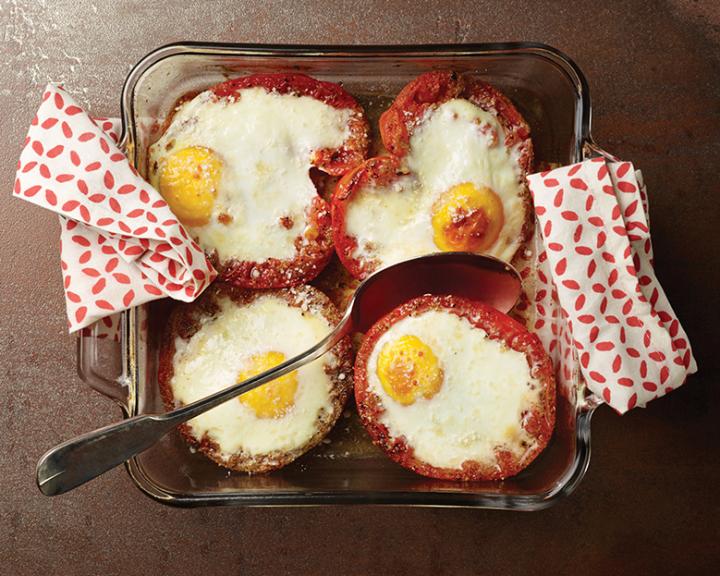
36 414 175 496
36 315 351 496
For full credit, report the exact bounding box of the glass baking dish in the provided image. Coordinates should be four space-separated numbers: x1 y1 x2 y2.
79 42 608 508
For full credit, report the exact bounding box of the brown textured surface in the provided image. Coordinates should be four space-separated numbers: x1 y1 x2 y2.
1 1 719 574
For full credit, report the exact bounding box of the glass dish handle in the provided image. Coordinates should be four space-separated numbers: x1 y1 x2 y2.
582 138 619 162
77 318 128 407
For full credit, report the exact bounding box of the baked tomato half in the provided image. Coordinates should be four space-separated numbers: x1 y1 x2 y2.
354 294 556 481
331 71 534 280
158 283 353 474
148 73 369 289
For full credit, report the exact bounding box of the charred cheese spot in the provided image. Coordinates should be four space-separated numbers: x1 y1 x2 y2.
238 351 298 419
376 335 443 405
158 146 221 227
431 183 504 252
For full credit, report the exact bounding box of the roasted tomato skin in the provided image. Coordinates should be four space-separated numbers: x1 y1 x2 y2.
354 294 556 481
211 73 358 108
379 70 464 158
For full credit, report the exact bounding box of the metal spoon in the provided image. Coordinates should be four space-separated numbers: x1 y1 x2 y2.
36 252 522 496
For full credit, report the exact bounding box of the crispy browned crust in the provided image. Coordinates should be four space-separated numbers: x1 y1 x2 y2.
158 283 353 474
310 253 360 312
354 295 556 481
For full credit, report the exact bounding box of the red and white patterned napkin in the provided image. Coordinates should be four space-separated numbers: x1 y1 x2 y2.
527 158 697 413
13 84 217 333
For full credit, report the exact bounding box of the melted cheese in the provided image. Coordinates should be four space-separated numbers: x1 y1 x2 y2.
345 98 526 268
170 294 337 459
149 88 352 263
366 309 541 469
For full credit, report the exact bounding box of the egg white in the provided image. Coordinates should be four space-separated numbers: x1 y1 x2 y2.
170 293 342 460
149 87 352 263
366 309 541 470
345 98 526 268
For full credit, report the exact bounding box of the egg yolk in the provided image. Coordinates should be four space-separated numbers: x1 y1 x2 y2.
158 146 221 227
237 351 298 419
376 335 443 405
431 182 505 253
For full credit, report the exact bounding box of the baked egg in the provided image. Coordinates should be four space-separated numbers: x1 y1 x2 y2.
332 72 533 279
158 284 353 473
149 73 369 288
354 295 555 481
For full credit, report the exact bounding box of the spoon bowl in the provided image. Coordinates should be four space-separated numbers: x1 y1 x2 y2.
350 252 522 333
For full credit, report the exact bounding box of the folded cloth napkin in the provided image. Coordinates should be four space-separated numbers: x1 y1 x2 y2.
527 158 697 413
13 84 217 333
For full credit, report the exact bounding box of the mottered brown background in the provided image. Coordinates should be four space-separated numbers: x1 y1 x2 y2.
1 1 719 574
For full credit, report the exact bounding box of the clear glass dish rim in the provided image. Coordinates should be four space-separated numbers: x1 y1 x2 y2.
114 41 600 509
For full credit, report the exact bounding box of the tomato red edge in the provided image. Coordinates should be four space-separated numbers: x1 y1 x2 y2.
379 71 533 172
